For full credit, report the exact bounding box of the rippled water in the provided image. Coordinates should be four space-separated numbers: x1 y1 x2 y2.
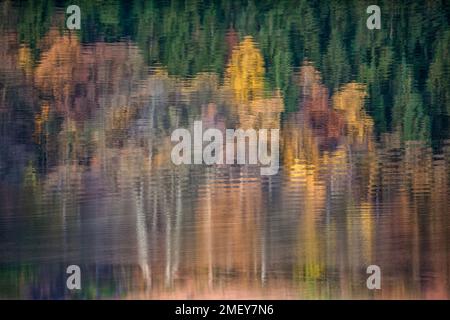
1 0 450 299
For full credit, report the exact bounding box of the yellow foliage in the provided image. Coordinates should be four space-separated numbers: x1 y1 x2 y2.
225 36 265 103
360 201 374 259
33 103 50 143
235 94 284 129
18 45 33 76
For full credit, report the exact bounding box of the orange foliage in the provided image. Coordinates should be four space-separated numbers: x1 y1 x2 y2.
298 62 344 149
332 82 374 142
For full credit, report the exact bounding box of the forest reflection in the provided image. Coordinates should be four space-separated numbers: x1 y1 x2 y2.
1 1 450 299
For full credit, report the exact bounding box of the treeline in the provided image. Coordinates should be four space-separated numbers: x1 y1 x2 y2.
10 0 450 141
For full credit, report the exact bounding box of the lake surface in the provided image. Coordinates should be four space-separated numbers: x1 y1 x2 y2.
1 0 450 299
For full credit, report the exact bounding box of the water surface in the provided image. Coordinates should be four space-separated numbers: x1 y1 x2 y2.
1 0 450 299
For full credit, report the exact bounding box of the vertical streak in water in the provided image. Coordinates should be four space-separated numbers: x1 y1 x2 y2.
206 169 213 288
148 94 157 167
135 178 151 288
152 185 158 249
62 167 67 262
347 145 353 191
164 176 172 288
173 176 183 280
147 95 157 282
261 213 266 285
261 176 271 285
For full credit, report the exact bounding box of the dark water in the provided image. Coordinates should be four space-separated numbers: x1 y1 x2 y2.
1 0 450 299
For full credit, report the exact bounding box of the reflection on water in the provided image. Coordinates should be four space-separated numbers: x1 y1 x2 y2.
1 1 450 299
